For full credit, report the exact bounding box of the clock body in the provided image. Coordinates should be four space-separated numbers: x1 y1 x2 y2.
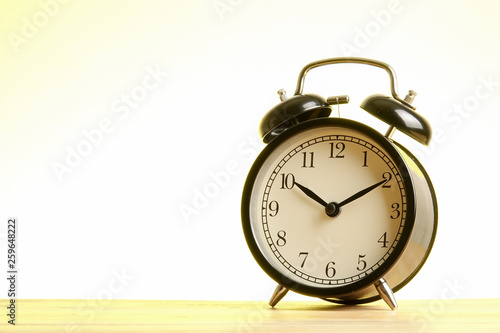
241 117 437 304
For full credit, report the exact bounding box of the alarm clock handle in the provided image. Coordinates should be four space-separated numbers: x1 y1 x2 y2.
294 57 415 110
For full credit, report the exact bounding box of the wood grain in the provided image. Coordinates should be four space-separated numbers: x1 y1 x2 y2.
0 298 498 332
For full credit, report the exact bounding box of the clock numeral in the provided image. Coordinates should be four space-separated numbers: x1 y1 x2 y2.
362 151 368 167
357 254 367 271
382 172 392 188
298 252 309 268
329 142 345 159
280 173 295 189
378 232 389 248
268 200 279 217
390 203 400 219
301 152 315 168
276 230 287 247
325 261 336 278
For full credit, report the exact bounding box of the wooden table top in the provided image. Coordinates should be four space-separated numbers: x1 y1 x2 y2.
1 298 499 332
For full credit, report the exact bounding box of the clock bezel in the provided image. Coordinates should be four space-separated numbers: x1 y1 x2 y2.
241 117 416 298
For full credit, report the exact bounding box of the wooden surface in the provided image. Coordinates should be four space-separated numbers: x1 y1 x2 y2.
0 298 499 332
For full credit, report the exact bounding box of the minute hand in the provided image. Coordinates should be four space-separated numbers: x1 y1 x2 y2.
337 179 386 208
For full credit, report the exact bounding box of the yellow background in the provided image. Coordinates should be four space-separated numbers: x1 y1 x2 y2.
0 0 499 301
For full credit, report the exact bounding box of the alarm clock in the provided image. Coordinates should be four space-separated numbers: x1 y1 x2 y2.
241 57 437 310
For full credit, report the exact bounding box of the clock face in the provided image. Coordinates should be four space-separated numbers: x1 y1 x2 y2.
242 118 415 296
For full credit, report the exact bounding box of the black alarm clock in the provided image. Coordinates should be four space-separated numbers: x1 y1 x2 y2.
241 57 437 310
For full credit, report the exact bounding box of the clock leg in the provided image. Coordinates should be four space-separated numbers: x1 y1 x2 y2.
268 284 289 308
374 278 398 310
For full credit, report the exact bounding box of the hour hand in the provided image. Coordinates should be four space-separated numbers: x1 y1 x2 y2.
294 181 328 207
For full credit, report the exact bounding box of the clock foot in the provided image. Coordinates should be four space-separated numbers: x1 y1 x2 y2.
269 284 289 308
374 278 398 310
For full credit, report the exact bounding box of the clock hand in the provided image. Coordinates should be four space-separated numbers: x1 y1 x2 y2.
294 181 328 207
337 179 386 208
